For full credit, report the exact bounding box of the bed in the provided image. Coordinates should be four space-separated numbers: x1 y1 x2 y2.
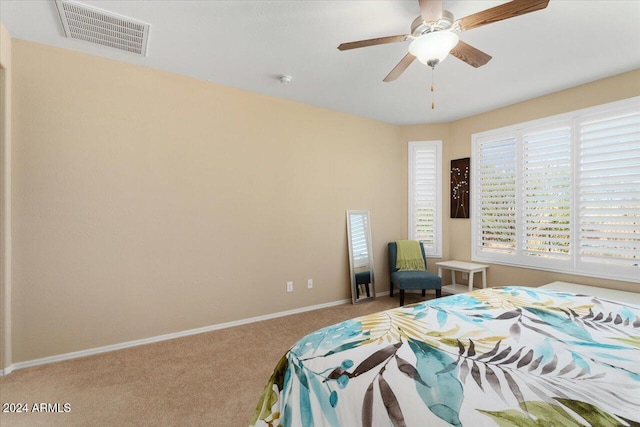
250 285 640 426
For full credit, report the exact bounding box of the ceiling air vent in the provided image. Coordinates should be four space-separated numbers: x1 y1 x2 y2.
54 0 150 56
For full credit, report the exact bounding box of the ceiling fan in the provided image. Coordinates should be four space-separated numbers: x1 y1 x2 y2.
338 0 550 82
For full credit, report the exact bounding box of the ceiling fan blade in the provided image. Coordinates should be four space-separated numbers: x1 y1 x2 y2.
383 53 416 82
458 0 549 31
450 41 492 68
338 35 409 51
419 0 442 23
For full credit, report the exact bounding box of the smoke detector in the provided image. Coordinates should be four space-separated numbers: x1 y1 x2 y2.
279 75 292 84
54 0 150 56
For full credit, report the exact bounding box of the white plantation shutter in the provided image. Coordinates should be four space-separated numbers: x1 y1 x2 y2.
577 106 640 279
477 135 517 260
349 214 370 267
409 141 442 257
472 97 640 283
521 124 572 267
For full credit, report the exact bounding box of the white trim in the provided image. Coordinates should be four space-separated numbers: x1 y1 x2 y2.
1 297 354 375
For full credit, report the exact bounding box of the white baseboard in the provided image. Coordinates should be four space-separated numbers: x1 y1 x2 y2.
2 297 354 375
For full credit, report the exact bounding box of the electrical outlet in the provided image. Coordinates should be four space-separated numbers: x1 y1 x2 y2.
307 279 313 289
286 281 293 292
462 272 469 280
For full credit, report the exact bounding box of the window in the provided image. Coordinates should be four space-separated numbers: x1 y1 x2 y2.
472 97 640 283
409 141 442 257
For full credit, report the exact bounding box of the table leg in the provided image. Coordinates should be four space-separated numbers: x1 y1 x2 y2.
451 270 457 286
482 269 487 289
468 272 474 292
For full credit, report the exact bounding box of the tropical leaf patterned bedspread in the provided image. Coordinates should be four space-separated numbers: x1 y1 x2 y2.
250 287 640 427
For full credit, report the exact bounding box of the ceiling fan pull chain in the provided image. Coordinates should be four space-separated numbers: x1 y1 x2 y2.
431 65 435 109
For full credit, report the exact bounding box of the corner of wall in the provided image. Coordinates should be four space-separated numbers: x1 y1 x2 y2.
0 20 13 373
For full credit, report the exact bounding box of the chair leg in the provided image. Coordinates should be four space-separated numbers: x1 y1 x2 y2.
436 288 442 298
365 284 370 297
421 289 426 297
399 290 405 306
390 282 394 297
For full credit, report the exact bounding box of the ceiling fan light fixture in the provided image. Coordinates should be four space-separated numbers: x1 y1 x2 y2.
409 31 459 67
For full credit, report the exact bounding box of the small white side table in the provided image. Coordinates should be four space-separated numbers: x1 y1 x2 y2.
436 261 489 294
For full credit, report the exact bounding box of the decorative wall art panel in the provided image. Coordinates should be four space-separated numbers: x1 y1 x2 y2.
451 157 470 218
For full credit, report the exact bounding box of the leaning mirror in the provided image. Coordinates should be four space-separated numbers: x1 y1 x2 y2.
346 210 375 304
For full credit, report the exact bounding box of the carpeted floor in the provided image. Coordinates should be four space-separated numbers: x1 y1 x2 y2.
0 293 434 426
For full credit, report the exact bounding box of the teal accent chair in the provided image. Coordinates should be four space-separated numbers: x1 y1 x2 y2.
388 242 442 306
354 270 371 298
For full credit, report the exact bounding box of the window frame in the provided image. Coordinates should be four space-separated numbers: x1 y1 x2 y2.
471 97 640 283
408 140 442 258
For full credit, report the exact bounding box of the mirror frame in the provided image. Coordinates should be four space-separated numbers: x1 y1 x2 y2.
346 210 375 304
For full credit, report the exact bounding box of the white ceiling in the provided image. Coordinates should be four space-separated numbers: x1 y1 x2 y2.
1 0 639 125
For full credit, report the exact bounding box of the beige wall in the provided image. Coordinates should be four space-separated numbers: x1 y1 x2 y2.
7 37 640 364
405 69 640 291
11 40 405 362
1 21 13 371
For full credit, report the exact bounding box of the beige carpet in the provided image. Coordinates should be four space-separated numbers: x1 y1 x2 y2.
0 293 434 426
